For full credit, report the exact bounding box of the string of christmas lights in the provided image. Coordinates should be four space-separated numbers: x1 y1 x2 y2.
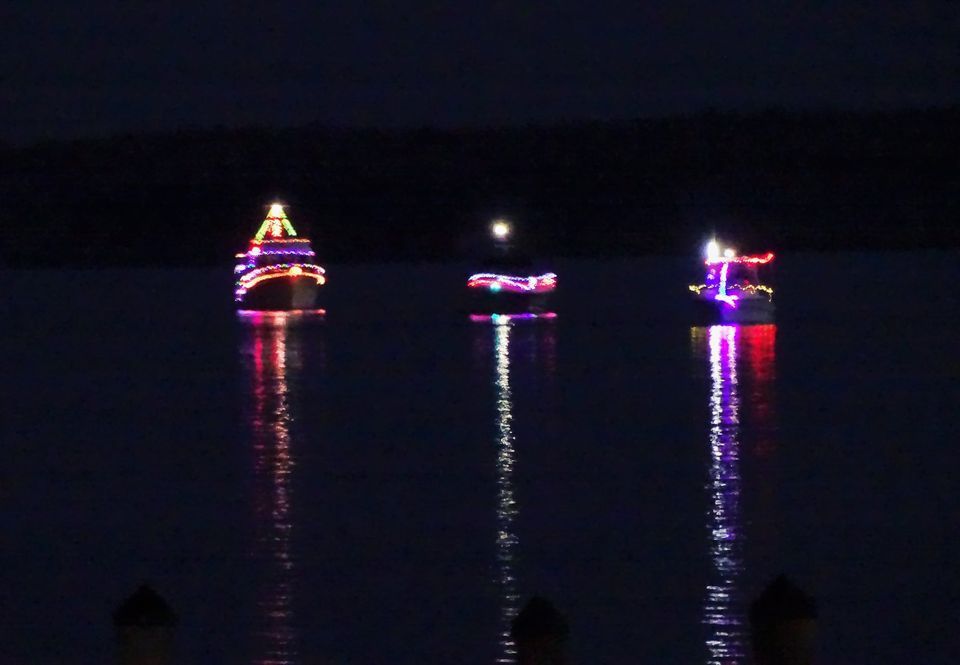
235 264 326 301
469 312 557 324
704 252 774 266
689 284 774 298
234 204 326 305
466 272 558 294
254 204 298 242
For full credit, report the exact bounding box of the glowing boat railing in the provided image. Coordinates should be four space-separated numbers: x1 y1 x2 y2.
704 251 774 266
237 309 327 323
234 263 326 302
689 284 774 298
467 273 558 294
469 312 557 325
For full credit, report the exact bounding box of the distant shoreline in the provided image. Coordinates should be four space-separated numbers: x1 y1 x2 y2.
2 108 957 268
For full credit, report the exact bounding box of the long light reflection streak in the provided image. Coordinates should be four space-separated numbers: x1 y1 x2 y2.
494 322 519 664
704 325 744 665
250 317 298 665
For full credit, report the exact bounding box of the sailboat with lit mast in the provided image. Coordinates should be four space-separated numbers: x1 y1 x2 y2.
234 203 326 311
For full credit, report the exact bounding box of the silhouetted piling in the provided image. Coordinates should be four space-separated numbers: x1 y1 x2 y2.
749 575 817 665
510 596 570 665
113 585 177 665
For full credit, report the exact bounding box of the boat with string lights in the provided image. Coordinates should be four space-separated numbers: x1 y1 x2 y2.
234 204 326 311
466 220 557 318
689 239 775 324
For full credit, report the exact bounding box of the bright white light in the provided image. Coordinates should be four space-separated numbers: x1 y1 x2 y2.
706 239 720 261
492 220 511 239
723 248 736 259
289 266 303 276
268 203 285 217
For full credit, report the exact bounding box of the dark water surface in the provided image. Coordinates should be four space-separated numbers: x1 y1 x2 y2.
2 252 959 664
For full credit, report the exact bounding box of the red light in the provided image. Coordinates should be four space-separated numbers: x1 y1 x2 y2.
705 252 774 266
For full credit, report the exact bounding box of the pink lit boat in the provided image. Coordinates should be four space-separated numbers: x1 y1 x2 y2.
466 220 557 315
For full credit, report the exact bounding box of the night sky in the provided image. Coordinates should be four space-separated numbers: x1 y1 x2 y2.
3 1 958 143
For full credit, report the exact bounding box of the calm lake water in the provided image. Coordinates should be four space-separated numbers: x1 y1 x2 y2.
2 252 959 664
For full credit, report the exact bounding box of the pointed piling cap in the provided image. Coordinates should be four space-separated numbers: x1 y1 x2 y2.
510 596 570 643
750 575 817 630
113 585 177 628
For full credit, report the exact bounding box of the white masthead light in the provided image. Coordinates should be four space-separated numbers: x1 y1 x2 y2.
706 239 720 261
492 220 511 240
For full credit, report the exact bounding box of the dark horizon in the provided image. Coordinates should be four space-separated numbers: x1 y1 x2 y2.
2 107 957 268
3 2 958 144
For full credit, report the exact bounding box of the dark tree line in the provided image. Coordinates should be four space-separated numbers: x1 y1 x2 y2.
1 108 957 267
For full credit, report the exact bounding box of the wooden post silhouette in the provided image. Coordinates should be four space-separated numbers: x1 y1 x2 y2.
113 585 177 665
510 596 570 665
749 575 817 665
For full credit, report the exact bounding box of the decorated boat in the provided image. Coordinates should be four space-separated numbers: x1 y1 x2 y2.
234 204 326 311
689 239 774 324
466 220 557 317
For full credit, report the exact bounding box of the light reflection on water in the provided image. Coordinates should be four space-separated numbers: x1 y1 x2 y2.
696 324 777 665
493 321 519 664
478 318 558 665
744 325 779 572
244 312 312 665
704 325 744 665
